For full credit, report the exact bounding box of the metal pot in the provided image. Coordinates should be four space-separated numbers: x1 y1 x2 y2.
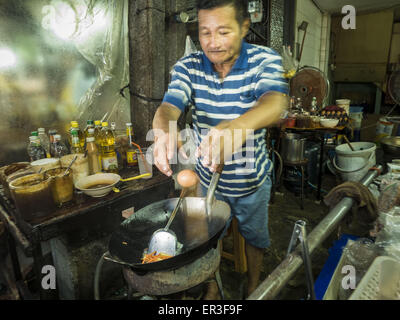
281 133 307 163
381 136 400 156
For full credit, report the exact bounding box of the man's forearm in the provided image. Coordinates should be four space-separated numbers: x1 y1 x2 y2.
152 102 182 134
229 91 288 133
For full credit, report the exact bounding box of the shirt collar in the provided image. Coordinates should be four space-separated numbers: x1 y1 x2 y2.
203 40 249 73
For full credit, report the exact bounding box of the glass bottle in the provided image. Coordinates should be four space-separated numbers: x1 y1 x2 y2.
310 97 318 116
86 136 102 174
125 123 138 167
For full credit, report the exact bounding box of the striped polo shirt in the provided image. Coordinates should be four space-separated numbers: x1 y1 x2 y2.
162 41 288 197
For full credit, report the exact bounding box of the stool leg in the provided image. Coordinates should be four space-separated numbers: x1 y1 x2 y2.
214 270 225 300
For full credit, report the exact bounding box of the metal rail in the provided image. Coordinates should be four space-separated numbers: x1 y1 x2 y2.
248 165 382 300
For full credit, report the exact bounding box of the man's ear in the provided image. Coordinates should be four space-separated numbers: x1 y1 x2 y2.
241 18 251 38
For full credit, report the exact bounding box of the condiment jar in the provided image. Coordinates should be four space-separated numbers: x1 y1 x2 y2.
44 167 74 205
9 173 56 223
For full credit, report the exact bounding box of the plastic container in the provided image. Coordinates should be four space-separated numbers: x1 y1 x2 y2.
60 154 89 186
375 118 394 143
336 99 351 115
349 112 363 129
137 147 153 179
349 256 400 300
31 158 60 173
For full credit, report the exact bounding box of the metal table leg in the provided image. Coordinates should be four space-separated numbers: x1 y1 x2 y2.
317 134 325 200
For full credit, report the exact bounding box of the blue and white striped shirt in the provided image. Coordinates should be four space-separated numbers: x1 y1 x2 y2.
163 41 288 197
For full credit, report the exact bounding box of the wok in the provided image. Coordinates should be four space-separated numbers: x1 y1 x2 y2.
108 196 230 274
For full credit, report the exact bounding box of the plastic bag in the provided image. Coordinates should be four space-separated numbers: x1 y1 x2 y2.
281 45 298 78
337 238 381 300
73 0 130 129
377 181 400 213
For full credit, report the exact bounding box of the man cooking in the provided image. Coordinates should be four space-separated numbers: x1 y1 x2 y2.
152 0 288 298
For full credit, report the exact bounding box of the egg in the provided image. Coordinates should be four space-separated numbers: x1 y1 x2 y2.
177 169 199 188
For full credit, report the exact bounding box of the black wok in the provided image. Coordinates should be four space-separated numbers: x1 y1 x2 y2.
108 197 230 274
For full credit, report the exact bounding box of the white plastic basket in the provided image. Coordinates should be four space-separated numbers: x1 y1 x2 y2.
349 256 400 300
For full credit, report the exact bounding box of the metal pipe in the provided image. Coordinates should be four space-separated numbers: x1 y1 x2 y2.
248 165 382 300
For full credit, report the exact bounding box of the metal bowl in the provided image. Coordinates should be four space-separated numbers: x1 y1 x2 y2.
381 136 400 156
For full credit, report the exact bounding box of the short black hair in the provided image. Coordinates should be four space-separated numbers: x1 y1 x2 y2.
196 0 249 25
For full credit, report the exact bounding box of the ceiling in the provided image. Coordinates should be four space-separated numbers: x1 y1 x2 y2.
313 0 400 15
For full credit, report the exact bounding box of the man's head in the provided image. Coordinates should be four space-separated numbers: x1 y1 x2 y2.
196 0 250 66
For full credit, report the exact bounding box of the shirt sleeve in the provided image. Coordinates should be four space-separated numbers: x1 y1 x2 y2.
254 51 289 100
162 60 193 112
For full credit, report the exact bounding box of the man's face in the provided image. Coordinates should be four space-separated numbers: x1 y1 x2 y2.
198 5 248 66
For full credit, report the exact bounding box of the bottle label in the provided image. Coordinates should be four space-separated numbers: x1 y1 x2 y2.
126 150 138 165
102 155 118 171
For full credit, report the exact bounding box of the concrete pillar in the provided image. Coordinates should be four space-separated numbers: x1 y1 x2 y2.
128 0 189 146
128 0 166 147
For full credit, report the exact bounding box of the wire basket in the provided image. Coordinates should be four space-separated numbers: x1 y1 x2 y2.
349 256 400 300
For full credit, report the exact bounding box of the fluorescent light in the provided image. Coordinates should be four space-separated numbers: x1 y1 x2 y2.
0 48 17 69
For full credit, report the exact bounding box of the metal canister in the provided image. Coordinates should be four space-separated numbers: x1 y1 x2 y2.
281 133 306 163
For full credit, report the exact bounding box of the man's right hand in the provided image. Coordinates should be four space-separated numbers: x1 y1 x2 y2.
153 131 175 177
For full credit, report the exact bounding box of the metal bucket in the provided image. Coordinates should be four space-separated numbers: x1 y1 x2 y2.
281 133 306 163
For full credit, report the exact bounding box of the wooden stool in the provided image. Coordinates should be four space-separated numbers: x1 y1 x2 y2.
220 217 247 273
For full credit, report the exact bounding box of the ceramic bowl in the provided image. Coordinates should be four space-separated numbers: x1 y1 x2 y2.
75 173 121 197
320 118 339 128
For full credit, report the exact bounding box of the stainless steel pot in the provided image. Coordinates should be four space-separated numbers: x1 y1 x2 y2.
381 136 400 156
281 133 307 163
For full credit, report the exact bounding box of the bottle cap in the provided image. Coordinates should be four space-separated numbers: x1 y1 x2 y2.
71 130 78 136
71 121 79 128
102 122 108 127
88 128 95 134
95 120 101 125
126 123 132 126
31 131 38 136
38 128 45 133
54 134 61 140
86 137 95 142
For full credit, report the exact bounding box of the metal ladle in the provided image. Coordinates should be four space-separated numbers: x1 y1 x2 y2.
147 188 187 256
